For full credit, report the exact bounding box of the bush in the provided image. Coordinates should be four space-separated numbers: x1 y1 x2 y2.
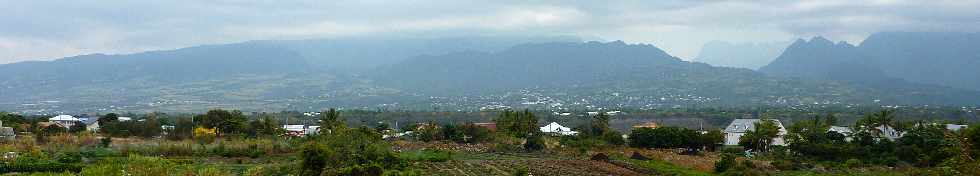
0 156 83 174
53 152 82 164
97 137 112 148
523 134 545 151
844 159 863 168
600 131 625 146
399 149 452 162
714 153 736 173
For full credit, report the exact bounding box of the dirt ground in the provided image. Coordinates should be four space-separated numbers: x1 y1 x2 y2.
414 159 646 176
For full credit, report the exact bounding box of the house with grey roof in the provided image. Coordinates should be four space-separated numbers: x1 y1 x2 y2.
828 126 854 141
723 119 787 146
945 124 968 131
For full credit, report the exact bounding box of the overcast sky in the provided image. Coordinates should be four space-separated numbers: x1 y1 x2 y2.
2 0 979 64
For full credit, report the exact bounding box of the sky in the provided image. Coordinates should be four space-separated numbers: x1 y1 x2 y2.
2 0 979 64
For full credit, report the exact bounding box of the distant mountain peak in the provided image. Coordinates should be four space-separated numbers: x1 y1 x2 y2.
808 36 835 46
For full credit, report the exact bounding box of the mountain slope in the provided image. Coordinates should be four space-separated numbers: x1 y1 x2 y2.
760 32 980 91
759 37 892 83
859 32 980 91
382 41 979 106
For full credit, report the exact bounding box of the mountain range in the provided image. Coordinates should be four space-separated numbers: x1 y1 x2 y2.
761 32 980 91
1 33 978 113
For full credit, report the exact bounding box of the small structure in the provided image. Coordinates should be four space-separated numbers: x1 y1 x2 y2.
874 125 903 141
632 121 659 129
946 124 968 131
81 118 100 132
723 119 787 146
472 123 497 131
48 115 81 128
306 126 321 135
283 125 306 136
539 122 578 136
828 126 854 141
0 120 14 141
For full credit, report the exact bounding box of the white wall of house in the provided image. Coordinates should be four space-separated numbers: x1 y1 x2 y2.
725 132 744 145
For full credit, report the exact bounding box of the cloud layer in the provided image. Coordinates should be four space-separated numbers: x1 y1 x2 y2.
2 0 979 63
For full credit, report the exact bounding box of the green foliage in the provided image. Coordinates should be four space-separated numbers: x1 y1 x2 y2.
966 123 980 158
53 152 82 164
600 130 625 146
0 154 82 174
299 121 404 176
629 127 716 150
399 149 452 162
590 113 611 136
494 109 538 138
318 108 344 133
97 113 119 126
523 133 546 151
167 117 194 140
194 109 248 135
896 124 957 167
247 115 282 137
630 159 713 176
458 123 492 143
715 153 737 173
739 119 780 152
67 123 86 134
99 137 111 148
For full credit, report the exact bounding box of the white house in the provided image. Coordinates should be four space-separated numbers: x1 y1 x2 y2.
48 115 81 128
540 122 578 136
828 126 854 141
945 124 968 131
723 119 787 146
875 125 903 141
81 118 100 131
283 125 306 136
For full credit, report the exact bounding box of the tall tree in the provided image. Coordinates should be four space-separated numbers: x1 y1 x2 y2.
319 108 344 133
98 113 119 125
591 112 610 136
740 119 780 152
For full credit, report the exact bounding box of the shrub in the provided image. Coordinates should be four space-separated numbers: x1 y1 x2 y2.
99 137 112 148
523 134 545 151
600 131 625 146
53 152 82 164
844 159 863 168
714 153 736 173
399 149 452 162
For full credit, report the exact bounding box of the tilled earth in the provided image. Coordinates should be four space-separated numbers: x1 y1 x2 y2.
413 158 646 176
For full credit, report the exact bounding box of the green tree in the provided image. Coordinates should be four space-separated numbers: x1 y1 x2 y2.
98 113 119 126
896 124 956 167
739 119 780 152
629 127 697 149
168 117 194 140
299 125 401 176
248 116 281 137
318 108 344 133
136 116 162 138
590 113 610 136
715 153 737 173
69 122 87 133
698 129 724 151
824 113 838 127
967 123 980 158
494 109 538 138
194 109 247 136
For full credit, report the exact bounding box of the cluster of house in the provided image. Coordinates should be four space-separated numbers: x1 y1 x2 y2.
720 119 970 146
43 114 135 132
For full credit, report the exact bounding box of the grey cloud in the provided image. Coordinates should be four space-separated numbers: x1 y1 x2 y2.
2 0 980 63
